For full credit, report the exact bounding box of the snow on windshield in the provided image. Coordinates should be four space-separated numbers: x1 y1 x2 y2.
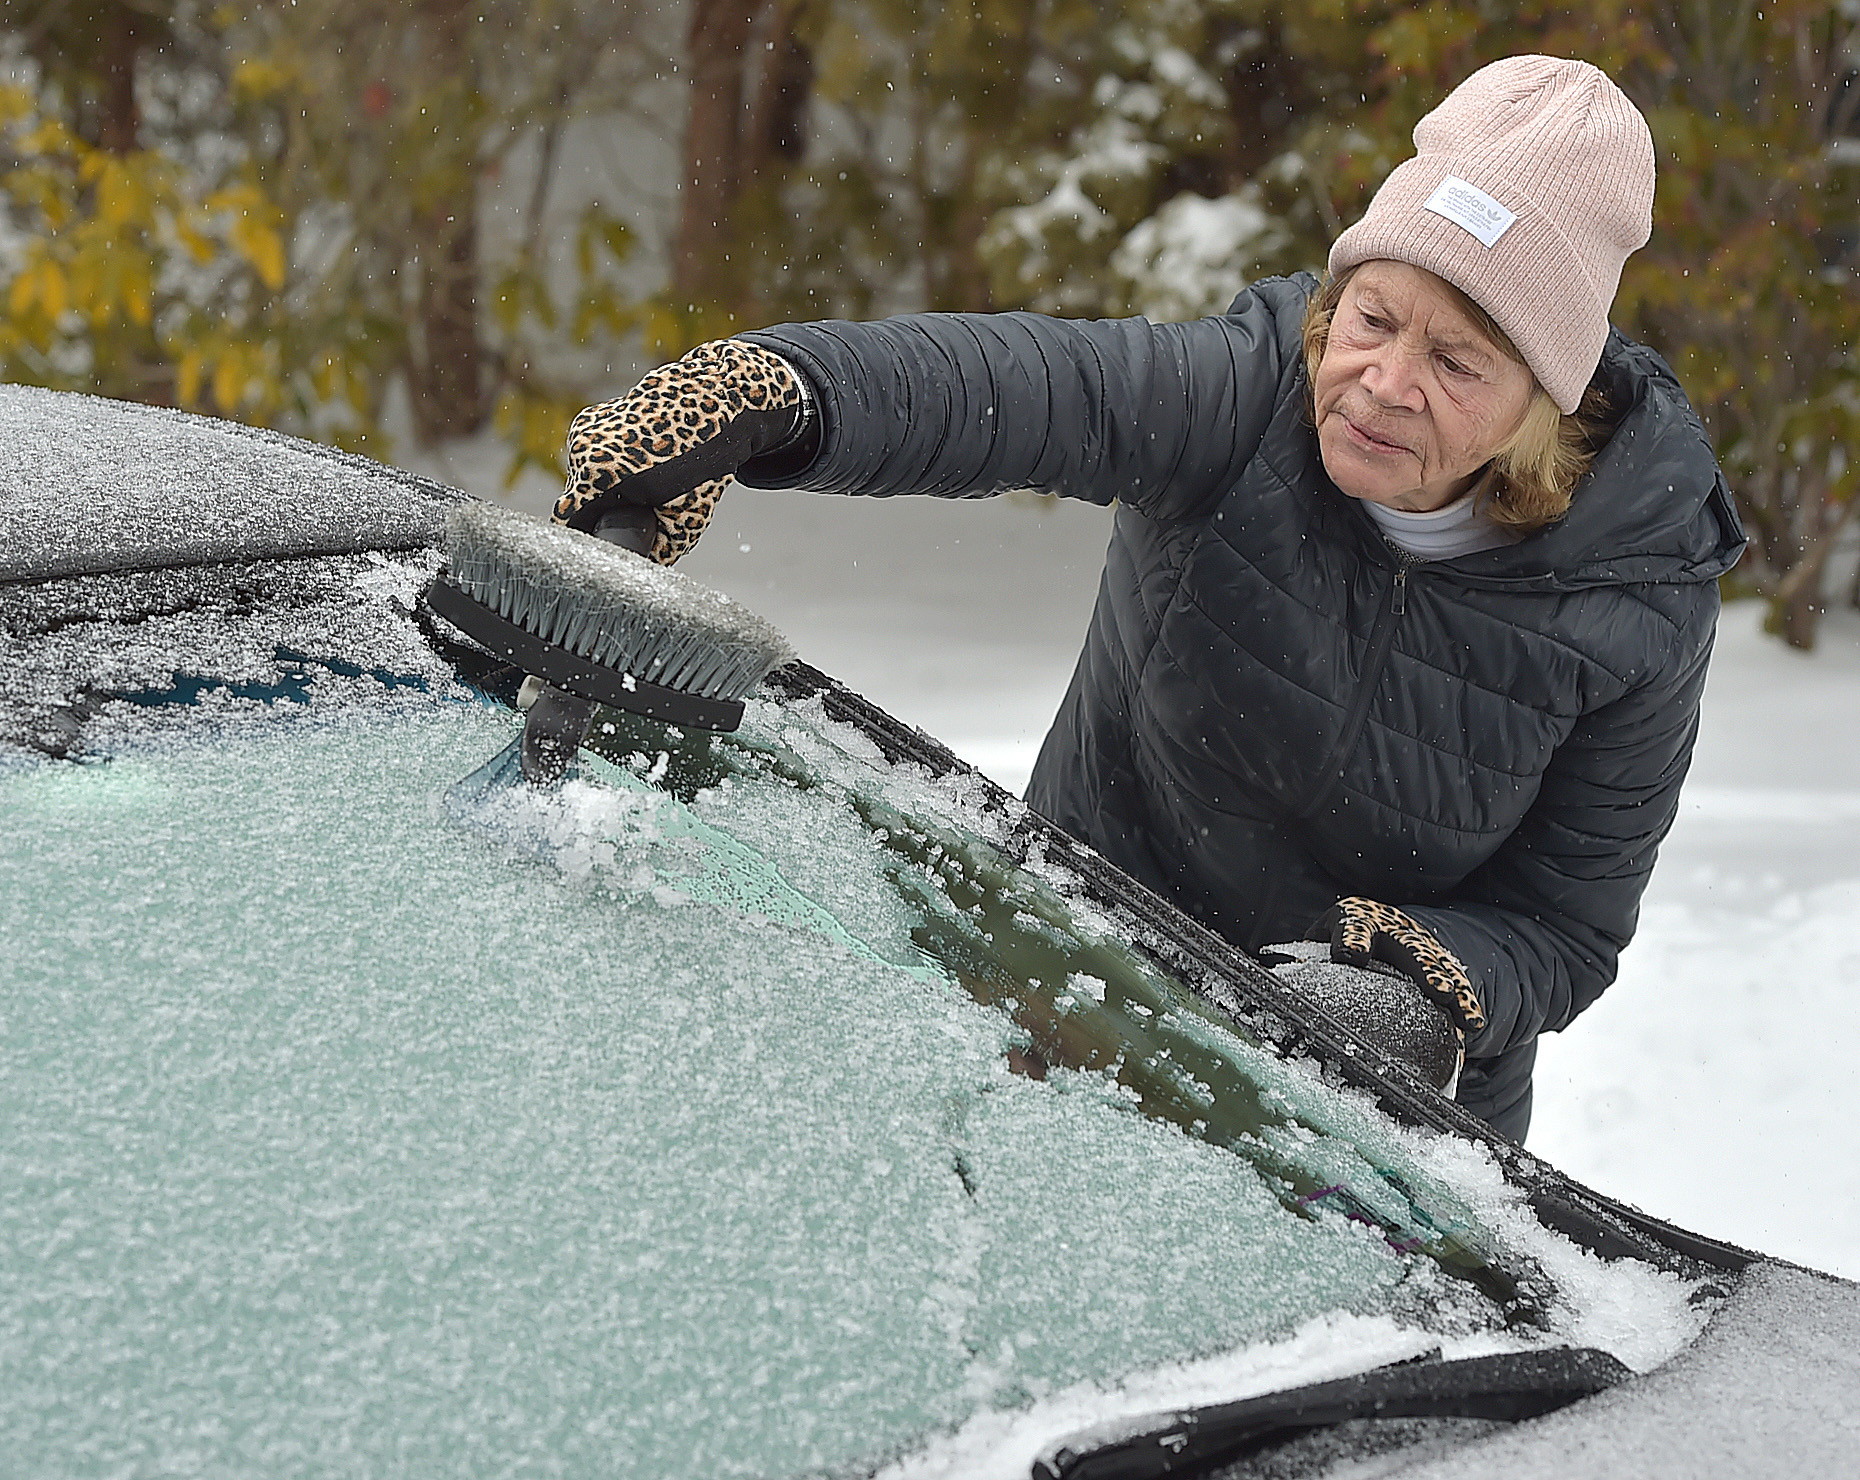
0 548 455 754
0 556 1712 1478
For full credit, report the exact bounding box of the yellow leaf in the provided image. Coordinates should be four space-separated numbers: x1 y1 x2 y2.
122 266 153 328
205 182 262 217
96 160 137 227
231 58 296 102
178 349 204 407
229 214 287 290
68 251 102 325
213 352 244 413
175 217 217 265
251 227 286 290
38 259 67 321
20 119 74 157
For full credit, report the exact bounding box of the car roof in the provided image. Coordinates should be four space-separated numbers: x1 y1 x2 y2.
0 382 460 585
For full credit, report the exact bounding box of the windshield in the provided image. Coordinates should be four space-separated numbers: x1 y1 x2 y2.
0 548 1711 1479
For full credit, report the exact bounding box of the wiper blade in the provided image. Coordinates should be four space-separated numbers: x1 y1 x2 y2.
1032 1345 1631 1480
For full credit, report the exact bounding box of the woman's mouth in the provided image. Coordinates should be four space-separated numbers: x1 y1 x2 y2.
1341 415 1411 456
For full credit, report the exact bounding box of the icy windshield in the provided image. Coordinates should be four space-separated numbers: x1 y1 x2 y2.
0 552 1709 1479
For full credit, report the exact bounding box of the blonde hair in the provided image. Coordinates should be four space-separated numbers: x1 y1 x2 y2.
1299 267 1612 533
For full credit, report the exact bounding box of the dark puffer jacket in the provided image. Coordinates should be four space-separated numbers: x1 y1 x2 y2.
743 274 1744 1141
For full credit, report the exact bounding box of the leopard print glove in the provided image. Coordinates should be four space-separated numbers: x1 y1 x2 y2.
553 338 806 565
1307 897 1488 1039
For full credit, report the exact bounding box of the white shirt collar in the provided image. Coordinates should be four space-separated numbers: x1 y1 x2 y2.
1357 475 1516 560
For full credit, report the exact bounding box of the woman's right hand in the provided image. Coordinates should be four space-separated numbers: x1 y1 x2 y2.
554 338 807 564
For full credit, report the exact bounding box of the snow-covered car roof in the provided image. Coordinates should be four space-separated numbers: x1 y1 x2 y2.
0 383 454 583
3 387 1854 1478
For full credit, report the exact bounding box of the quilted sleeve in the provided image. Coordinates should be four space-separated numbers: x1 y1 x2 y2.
737 278 1306 520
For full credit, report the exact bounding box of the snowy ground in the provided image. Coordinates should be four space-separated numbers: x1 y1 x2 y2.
452 443 1860 1284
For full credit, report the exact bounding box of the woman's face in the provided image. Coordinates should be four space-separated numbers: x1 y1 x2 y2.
1312 261 1536 513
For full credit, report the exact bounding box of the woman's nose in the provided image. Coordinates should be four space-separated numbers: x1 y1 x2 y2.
1362 348 1426 410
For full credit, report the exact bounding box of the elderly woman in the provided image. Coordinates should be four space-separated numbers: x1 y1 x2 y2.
554 56 1745 1142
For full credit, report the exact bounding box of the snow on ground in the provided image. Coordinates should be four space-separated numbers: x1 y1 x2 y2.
469 454 1860 1283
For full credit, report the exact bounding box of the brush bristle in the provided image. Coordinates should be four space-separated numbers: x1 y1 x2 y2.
442 501 794 700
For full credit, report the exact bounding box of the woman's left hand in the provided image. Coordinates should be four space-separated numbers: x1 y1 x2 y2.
1308 897 1488 1040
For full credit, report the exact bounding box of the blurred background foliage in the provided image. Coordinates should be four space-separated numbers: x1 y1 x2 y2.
2 0 1856 644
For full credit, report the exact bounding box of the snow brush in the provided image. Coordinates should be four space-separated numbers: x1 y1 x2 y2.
427 499 794 786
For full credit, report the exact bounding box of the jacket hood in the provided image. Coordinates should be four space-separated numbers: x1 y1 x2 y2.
1432 330 1746 591
1268 266 1745 594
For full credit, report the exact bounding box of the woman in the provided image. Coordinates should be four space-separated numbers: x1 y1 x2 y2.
554 56 1745 1142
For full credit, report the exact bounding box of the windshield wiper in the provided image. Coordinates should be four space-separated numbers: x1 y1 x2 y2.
1032 1345 1630 1480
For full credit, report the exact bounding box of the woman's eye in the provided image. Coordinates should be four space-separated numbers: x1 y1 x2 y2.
1439 356 1474 378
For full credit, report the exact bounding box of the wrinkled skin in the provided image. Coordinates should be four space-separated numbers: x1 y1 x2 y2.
1313 261 1536 512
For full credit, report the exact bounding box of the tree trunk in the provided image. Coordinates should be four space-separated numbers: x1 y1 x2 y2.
403 0 489 442
408 205 489 442
93 3 140 155
744 0 811 178
1766 496 1860 650
675 0 761 300
23 0 157 154
1768 576 1824 651
1214 17 1312 186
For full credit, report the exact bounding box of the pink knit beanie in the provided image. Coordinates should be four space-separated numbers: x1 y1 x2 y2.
1327 55 1655 413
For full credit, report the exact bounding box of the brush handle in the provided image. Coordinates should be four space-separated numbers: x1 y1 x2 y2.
517 508 660 784
518 683 594 785
590 504 659 557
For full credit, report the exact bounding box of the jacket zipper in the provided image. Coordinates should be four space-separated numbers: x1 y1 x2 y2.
1239 545 1418 948
1291 548 1419 822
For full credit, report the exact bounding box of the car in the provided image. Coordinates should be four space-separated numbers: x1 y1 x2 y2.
3 382 1855 1479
